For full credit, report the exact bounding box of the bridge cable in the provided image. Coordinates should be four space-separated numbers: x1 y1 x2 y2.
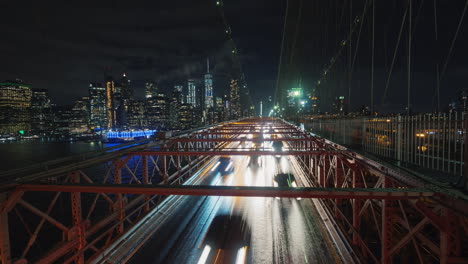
216 1 253 109
288 0 304 85
274 0 290 108
439 0 468 81
381 3 409 105
382 0 425 107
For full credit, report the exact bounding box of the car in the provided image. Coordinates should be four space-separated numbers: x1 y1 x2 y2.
197 214 250 264
248 146 261 167
272 141 284 159
239 136 247 146
272 141 283 152
273 173 301 200
211 156 234 175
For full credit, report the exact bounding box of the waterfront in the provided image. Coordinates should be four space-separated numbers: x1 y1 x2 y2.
0 140 116 172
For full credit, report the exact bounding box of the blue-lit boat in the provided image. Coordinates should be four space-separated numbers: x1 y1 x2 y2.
103 130 157 142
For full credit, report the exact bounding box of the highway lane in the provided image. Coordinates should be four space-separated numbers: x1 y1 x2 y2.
128 141 342 264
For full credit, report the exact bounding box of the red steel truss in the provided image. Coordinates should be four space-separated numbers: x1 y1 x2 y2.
0 117 467 264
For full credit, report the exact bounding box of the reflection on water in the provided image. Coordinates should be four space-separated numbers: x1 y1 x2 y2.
0 140 116 172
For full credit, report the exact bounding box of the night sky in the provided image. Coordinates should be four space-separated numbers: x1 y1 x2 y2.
1 1 468 113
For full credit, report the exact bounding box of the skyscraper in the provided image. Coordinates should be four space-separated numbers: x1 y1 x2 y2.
88 83 106 130
204 59 213 109
31 88 52 136
187 79 196 107
116 73 132 129
332 96 346 115
146 93 168 129
169 87 183 129
229 79 240 119
105 76 116 129
179 103 193 130
145 81 157 99
174 85 184 103
70 97 90 135
127 100 146 129
0 80 32 134
174 85 183 92
120 73 132 101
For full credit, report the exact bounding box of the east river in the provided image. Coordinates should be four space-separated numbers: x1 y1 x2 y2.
0 140 117 172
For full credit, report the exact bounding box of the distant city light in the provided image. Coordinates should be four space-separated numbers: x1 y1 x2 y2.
106 130 157 139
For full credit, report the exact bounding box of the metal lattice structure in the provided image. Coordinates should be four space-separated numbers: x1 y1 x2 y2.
0 117 467 264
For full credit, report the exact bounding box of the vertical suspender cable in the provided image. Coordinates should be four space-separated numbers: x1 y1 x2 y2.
440 0 468 79
274 0 290 108
348 0 353 111
371 0 375 113
382 4 409 105
407 0 412 115
433 0 440 112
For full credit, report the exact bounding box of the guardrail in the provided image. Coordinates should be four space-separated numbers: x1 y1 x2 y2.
305 113 467 187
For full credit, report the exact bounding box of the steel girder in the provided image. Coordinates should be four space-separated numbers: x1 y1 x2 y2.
16 184 435 199
294 144 468 264
0 145 219 263
0 117 467 264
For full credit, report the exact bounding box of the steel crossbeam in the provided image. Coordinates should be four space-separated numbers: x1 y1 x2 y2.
193 131 304 135
17 184 435 199
129 150 342 156
168 137 318 142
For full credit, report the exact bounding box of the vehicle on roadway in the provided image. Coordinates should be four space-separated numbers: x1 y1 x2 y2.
272 140 284 152
239 136 247 147
197 214 251 264
273 173 301 200
272 140 284 159
211 156 234 175
248 145 261 168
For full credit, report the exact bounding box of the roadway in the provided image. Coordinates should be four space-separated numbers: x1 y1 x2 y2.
124 140 343 264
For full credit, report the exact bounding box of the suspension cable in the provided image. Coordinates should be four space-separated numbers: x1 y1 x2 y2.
440 0 468 80
274 0 290 107
381 3 409 105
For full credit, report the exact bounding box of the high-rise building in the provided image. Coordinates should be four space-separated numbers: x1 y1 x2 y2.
333 96 346 115
214 96 226 122
204 59 213 109
179 103 193 130
215 97 223 110
52 105 72 138
174 85 183 92
105 76 116 129
309 87 319 114
116 73 132 129
120 73 132 101
229 79 240 119
70 97 90 135
0 80 32 135
187 79 196 107
174 85 184 103
168 87 183 129
128 100 146 129
145 81 158 99
146 93 168 129
31 88 52 136
88 83 107 131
